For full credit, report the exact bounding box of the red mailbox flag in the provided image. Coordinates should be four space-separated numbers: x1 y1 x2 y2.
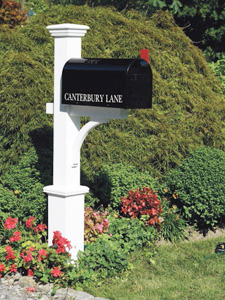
140 49 149 63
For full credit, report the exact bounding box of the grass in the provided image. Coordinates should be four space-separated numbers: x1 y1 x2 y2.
85 235 225 300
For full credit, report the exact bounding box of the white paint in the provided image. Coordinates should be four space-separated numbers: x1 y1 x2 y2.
43 23 128 260
46 103 54 114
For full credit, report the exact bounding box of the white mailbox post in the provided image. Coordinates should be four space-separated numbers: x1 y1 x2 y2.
43 24 128 260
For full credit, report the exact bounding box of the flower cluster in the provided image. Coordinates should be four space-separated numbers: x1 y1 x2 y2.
0 216 73 282
50 266 63 278
121 187 163 228
0 264 6 278
5 245 16 260
4 217 18 230
84 207 109 244
52 231 71 254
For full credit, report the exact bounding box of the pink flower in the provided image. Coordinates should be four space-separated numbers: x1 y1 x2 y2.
27 269 34 277
25 217 35 229
0 263 6 272
38 249 48 261
4 217 18 230
9 231 22 242
103 218 109 225
9 264 17 273
50 267 63 278
97 224 103 233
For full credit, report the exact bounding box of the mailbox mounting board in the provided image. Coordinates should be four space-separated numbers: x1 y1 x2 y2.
62 58 152 109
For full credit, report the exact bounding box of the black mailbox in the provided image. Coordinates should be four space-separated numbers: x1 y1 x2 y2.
62 58 152 109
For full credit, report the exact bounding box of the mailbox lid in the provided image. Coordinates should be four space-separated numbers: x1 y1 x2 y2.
62 58 152 108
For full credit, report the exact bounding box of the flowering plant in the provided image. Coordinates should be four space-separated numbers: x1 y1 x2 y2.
0 216 74 284
121 187 163 229
84 207 109 244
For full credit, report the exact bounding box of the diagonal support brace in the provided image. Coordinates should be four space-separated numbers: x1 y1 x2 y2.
72 119 109 168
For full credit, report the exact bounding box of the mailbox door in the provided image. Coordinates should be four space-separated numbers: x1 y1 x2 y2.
127 59 152 109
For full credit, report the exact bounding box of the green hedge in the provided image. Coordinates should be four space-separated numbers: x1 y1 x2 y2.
164 147 225 230
0 148 49 223
1 5 225 182
92 163 160 210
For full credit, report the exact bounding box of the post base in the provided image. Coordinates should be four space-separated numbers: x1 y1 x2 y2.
44 185 89 260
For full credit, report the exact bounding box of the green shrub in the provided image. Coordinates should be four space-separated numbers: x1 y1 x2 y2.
209 54 225 95
77 236 129 283
92 163 160 210
160 198 187 242
0 148 48 223
84 191 100 208
164 147 225 230
1 5 225 181
107 216 157 253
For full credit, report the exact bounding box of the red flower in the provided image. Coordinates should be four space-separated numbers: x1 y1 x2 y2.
25 217 35 229
121 187 162 228
23 252 33 263
27 269 34 277
4 217 18 230
20 249 33 263
9 264 17 273
9 231 22 242
50 266 63 278
52 231 71 254
35 223 47 233
26 287 36 293
38 249 48 261
5 246 16 260
0 263 6 272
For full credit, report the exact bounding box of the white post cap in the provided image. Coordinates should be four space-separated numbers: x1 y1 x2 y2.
47 23 90 37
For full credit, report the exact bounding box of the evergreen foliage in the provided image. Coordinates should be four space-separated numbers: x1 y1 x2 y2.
0 147 50 223
91 164 160 209
0 5 224 185
44 0 225 58
209 55 225 95
164 147 225 230
173 0 225 60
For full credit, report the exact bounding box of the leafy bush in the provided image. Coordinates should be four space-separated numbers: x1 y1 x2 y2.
209 55 225 95
0 0 26 27
29 0 49 13
77 236 129 283
92 163 160 210
107 216 157 253
160 197 187 242
84 190 100 208
121 187 162 228
0 148 48 223
164 147 225 230
84 207 109 244
0 6 225 182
